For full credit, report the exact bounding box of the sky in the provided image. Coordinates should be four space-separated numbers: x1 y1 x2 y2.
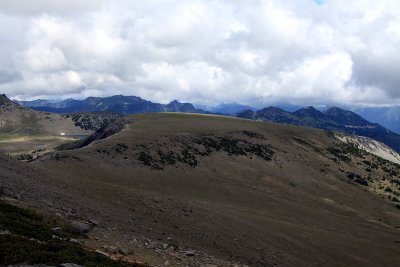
0 0 399 107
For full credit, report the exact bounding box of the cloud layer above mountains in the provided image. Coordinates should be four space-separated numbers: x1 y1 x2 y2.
0 0 399 107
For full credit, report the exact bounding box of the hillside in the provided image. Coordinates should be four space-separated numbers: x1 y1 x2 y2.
238 106 400 153
18 95 400 153
0 94 120 158
2 113 399 266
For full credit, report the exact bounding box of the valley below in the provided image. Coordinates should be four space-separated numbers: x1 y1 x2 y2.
1 112 400 266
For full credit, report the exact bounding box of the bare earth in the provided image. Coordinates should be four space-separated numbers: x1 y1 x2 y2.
1 113 400 267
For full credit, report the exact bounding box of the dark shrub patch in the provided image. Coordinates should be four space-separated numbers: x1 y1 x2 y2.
385 187 393 193
137 152 162 169
137 135 275 169
242 131 265 139
0 200 139 266
325 131 335 138
327 147 351 162
354 178 368 186
16 154 34 162
346 172 368 186
292 137 311 146
178 149 198 167
194 136 274 161
391 180 400 186
158 150 177 165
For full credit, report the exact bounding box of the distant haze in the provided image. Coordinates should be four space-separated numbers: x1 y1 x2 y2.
1 0 400 107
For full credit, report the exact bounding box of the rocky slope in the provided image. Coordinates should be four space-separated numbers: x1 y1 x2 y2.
1 113 398 267
337 134 400 165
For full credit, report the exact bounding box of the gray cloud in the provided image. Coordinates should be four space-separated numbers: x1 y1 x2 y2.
0 0 106 15
0 0 399 107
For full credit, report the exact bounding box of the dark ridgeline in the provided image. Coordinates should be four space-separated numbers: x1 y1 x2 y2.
237 106 400 153
18 95 206 114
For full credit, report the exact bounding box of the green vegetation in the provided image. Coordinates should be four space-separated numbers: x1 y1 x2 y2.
339 142 365 157
241 130 265 139
327 147 351 162
363 160 379 170
71 112 122 131
193 136 275 160
115 143 129 154
325 130 335 138
137 136 275 169
346 172 369 186
292 137 311 146
327 142 366 163
138 151 162 169
16 153 34 161
368 157 400 177
0 200 140 266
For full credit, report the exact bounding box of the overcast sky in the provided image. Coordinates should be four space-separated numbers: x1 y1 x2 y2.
0 0 399 107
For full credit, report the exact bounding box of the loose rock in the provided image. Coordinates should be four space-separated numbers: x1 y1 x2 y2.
89 219 99 226
0 230 11 236
182 250 196 256
71 220 92 234
119 247 133 256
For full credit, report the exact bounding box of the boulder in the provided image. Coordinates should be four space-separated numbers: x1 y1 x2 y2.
71 220 92 234
0 230 11 236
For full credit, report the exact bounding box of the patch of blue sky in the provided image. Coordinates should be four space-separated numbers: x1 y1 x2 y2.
314 0 326 5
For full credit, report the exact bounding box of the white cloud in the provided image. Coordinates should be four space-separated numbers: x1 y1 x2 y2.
0 0 399 107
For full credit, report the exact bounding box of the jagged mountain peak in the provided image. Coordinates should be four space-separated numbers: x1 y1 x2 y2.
258 106 287 113
168 100 180 105
166 100 196 112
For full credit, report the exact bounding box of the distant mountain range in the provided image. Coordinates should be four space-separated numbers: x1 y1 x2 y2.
18 95 206 114
198 103 400 134
353 106 400 134
16 94 400 153
237 106 400 153
201 103 257 115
